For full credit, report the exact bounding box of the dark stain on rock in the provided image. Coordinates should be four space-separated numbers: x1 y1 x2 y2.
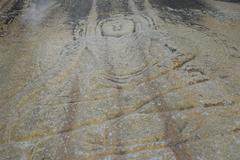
148 0 207 10
111 0 131 14
61 0 93 22
148 0 213 28
233 128 240 133
96 0 112 20
2 0 25 25
216 0 240 3
96 0 131 20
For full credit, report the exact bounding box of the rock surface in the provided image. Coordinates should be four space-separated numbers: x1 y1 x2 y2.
0 0 240 159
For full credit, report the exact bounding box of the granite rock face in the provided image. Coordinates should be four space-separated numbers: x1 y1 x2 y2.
0 0 240 159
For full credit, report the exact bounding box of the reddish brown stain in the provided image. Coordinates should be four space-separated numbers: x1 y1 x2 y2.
165 114 192 160
61 74 80 159
141 40 192 160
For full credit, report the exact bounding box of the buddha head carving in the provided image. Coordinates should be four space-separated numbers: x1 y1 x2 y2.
101 18 135 37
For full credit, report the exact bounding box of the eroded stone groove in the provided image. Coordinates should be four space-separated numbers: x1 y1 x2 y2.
0 0 240 160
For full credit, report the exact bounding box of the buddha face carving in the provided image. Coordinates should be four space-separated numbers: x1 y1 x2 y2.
101 18 135 37
94 15 154 76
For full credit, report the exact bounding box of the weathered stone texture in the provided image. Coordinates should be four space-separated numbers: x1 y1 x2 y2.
0 0 240 159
